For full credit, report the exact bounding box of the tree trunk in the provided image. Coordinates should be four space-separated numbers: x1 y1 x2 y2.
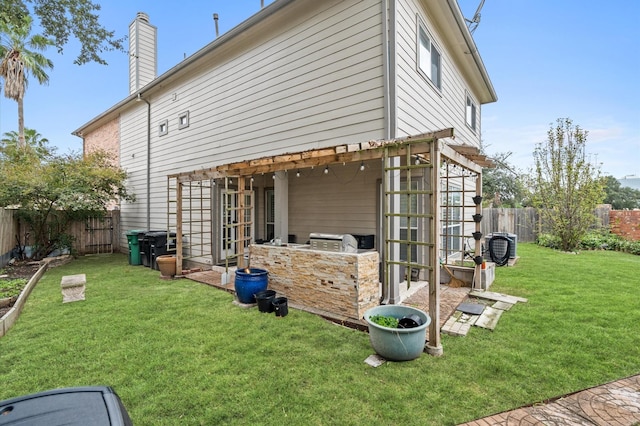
18 96 25 148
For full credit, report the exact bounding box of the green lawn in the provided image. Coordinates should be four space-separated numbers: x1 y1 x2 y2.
1 244 638 425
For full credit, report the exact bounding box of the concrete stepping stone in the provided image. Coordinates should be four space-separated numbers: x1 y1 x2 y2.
61 274 86 303
492 300 514 311
475 306 503 330
470 290 528 304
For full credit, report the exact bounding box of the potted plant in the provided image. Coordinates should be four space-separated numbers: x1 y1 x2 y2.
234 268 269 304
156 255 177 279
363 305 431 361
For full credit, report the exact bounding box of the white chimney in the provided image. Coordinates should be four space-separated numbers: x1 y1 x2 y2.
129 12 157 94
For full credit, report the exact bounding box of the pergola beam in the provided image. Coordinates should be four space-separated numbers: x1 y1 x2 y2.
169 129 459 181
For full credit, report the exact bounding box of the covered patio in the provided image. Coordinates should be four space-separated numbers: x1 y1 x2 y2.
166 128 493 355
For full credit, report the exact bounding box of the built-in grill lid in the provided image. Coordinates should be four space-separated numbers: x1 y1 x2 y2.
309 233 343 241
309 233 358 253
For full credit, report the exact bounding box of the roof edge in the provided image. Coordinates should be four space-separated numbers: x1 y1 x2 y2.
73 0 296 137
445 0 497 104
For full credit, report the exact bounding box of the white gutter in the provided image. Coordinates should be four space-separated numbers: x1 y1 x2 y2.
445 0 497 103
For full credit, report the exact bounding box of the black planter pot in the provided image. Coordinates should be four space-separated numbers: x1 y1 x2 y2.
472 214 483 223
472 195 483 205
472 231 483 241
473 256 484 265
272 297 288 317
255 290 276 313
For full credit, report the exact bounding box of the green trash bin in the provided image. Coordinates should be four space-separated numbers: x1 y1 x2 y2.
126 230 145 265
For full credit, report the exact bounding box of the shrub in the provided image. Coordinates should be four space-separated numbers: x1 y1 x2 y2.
0 279 28 298
536 233 562 250
538 231 640 256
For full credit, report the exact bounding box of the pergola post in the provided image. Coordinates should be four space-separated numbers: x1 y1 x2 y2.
237 176 246 269
176 180 183 273
425 138 443 356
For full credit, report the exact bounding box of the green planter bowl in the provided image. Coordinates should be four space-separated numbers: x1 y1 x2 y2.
363 305 431 361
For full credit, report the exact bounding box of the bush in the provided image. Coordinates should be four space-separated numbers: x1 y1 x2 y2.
537 231 640 255
0 279 28 298
536 233 562 250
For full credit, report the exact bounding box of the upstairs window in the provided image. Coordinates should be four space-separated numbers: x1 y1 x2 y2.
158 120 168 136
418 24 441 90
466 95 477 131
178 111 190 130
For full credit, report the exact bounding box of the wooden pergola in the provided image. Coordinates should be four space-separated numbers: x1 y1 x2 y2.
167 128 493 355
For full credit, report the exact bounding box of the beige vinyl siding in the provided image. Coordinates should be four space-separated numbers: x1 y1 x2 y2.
119 107 152 236
148 0 383 170
288 162 381 244
129 17 157 93
395 0 481 147
119 0 386 233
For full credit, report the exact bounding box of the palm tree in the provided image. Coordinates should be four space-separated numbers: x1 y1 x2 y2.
0 15 54 148
1 128 53 160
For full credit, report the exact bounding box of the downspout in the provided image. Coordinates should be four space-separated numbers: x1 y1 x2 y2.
137 94 151 230
381 0 398 304
385 0 397 141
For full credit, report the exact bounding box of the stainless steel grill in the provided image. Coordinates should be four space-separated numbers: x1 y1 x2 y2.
309 233 358 253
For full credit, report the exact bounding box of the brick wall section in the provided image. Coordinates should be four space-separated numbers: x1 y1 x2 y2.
249 245 380 322
610 210 640 241
83 117 120 165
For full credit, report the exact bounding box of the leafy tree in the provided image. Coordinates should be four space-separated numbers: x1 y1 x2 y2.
482 151 527 207
0 0 124 65
0 15 54 147
0 142 134 260
602 175 640 210
1 128 53 160
532 118 605 252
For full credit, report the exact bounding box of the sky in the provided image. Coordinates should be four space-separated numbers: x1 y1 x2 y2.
1 0 638 179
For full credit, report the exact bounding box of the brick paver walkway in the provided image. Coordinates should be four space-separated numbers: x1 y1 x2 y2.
459 374 640 426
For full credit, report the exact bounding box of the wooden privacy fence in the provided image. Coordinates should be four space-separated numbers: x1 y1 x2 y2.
481 207 539 242
481 205 613 243
1 208 18 265
66 212 121 255
0 209 121 262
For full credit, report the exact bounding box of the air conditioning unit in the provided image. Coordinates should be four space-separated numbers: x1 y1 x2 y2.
484 232 517 259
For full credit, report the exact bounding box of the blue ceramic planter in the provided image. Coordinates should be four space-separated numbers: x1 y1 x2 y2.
234 268 269 304
363 305 431 361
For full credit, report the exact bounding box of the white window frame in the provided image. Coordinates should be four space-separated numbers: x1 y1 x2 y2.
441 187 463 259
466 94 477 132
417 19 442 91
158 119 168 136
178 111 190 130
220 189 255 260
265 189 275 242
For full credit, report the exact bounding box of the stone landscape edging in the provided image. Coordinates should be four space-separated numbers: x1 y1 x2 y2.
0 255 72 338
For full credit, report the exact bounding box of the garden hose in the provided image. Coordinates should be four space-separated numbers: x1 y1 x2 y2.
488 235 512 267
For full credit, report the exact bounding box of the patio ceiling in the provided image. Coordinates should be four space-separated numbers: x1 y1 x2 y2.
169 128 494 183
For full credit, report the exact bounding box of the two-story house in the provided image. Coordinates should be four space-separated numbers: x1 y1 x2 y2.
74 0 496 354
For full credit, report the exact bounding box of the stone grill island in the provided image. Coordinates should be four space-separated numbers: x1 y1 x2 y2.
249 241 379 322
